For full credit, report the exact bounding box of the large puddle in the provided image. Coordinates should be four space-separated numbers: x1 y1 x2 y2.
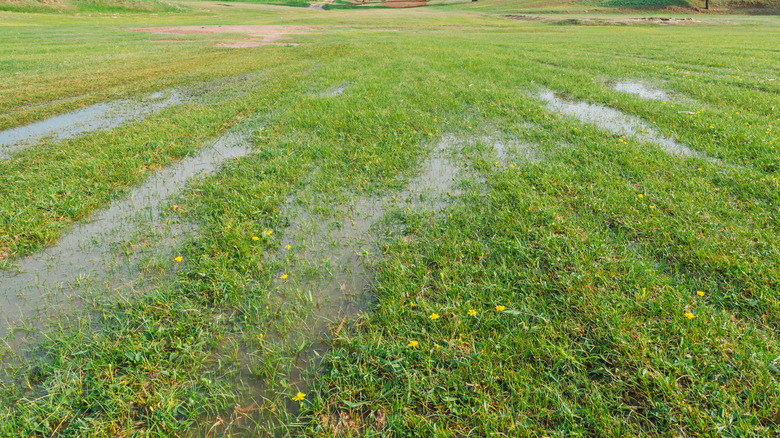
0 127 254 339
260 134 466 399
0 73 262 159
535 88 707 159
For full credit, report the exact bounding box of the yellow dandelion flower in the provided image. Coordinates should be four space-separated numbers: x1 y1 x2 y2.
650 205 656 209
226 225 231 230
291 392 305 402
174 256 183 263
697 291 704 297
280 274 288 279
407 340 419 348
430 313 440 320
684 312 695 319
252 236 260 241
637 194 644 199
468 309 477 316
266 230 273 236
285 245 291 250
495 305 506 311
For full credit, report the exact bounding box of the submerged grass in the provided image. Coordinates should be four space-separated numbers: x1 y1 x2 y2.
0 1 779 436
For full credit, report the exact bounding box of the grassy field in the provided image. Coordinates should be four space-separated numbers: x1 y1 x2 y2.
0 0 778 436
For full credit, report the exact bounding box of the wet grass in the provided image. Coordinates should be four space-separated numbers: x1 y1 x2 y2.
1 1 779 436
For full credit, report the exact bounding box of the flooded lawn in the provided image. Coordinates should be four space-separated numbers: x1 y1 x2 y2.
256 133 468 399
612 80 670 101
0 73 262 159
0 127 254 338
535 88 709 159
0 91 182 159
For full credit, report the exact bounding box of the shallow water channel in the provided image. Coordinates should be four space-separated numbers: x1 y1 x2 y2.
0 73 262 159
246 135 467 411
611 80 670 101
0 128 254 340
536 88 708 159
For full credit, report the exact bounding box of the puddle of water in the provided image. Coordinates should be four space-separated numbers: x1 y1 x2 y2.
0 91 183 159
612 80 670 101
0 128 254 339
275 134 464 338
481 135 539 163
535 88 707 159
319 83 347 97
233 134 467 421
0 73 263 159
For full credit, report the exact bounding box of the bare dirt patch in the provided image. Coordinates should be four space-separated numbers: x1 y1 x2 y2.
551 16 704 25
381 0 427 7
148 39 195 43
504 14 546 21
216 41 300 48
130 25 321 44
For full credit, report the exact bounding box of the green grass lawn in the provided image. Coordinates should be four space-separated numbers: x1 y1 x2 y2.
0 1 778 436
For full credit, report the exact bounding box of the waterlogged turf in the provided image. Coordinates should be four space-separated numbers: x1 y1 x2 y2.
0 2 778 436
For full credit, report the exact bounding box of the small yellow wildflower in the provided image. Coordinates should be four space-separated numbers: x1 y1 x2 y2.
495 305 506 311
226 225 231 229
637 194 644 199
468 309 477 316
407 340 419 347
697 291 705 297
252 236 260 241
409 302 417 307
650 205 656 209
291 392 305 402
430 313 440 320
285 245 291 250
174 256 183 263
684 311 695 319
280 274 288 280
266 230 273 236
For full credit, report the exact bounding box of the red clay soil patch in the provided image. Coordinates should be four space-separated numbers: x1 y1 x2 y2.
381 0 427 7
130 25 321 43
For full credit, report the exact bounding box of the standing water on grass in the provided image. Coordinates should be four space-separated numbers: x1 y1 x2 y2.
264 134 467 393
612 80 670 101
535 88 707 159
0 72 262 159
0 128 254 339
0 90 183 159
